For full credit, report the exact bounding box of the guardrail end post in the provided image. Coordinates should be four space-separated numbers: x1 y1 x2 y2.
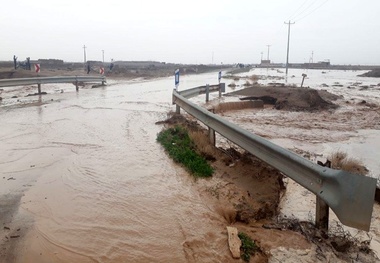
219 83 225 98
37 84 41 94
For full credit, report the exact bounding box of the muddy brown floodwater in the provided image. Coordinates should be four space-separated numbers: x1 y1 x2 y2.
1 69 380 262
0 73 238 262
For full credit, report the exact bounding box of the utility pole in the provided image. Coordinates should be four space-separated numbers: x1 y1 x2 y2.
311 51 314 63
102 50 104 63
83 45 87 70
284 20 295 75
266 45 271 61
261 52 263 62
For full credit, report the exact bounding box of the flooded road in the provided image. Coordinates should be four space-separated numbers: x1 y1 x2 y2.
0 73 234 262
1 68 380 262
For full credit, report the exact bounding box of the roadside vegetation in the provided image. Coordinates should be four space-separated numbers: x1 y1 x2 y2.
157 125 213 177
238 232 260 262
329 151 368 175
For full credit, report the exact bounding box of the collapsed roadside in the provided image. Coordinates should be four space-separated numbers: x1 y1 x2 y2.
156 111 378 262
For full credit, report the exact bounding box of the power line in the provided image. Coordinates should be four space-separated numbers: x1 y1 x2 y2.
288 0 319 22
292 0 319 20
287 0 310 21
294 0 329 22
83 45 87 71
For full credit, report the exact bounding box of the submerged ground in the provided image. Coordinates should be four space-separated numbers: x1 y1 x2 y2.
1 66 380 262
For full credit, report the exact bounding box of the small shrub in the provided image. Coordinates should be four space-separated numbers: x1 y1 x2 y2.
157 126 213 177
329 151 368 175
249 75 259 83
243 81 251 86
238 232 258 262
228 82 237 88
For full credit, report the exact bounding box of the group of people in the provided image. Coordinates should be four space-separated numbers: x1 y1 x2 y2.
12 55 114 74
13 55 31 70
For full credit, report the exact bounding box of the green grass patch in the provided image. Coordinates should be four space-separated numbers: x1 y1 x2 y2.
157 126 213 178
238 232 258 262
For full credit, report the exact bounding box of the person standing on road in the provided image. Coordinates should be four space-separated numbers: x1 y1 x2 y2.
13 55 17 69
26 57 31 70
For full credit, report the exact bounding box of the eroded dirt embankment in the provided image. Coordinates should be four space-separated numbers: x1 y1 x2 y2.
157 114 286 261
359 69 380 78
157 113 378 262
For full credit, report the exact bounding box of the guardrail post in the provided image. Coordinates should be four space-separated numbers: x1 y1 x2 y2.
316 196 329 231
37 84 41 94
219 83 225 98
206 84 210 102
75 76 79 91
176 105 181 114
208 108 216 145
208 127 216 146
316 161 330 232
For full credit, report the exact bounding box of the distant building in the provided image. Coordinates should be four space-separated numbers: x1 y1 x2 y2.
38 59 64 65
303 60 331 69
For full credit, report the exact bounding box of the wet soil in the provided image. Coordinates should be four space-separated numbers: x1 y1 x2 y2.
158 114 287 261
157 113 379 262
157 114 285 223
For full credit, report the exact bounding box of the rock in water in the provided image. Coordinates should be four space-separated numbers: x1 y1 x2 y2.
226 226 241 259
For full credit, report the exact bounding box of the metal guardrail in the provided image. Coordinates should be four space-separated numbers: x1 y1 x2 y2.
178 84 225 99
173 88 377 231
0 76 106 88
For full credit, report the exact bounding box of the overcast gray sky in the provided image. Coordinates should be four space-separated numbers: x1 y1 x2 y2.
1 0 379 65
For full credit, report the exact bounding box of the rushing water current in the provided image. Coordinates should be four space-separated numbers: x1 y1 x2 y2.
1 69 380 262
0 73 235 262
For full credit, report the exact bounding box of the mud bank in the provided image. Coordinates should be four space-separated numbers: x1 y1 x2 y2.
157 114 378 262
359 69 380 78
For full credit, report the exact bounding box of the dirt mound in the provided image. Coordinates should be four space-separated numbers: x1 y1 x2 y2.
358 69 380 78
274 89 336 111
228 86 340 112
